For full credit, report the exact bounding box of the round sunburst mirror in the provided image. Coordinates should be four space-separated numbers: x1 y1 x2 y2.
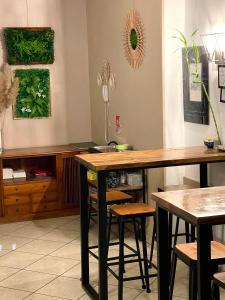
123 9 145 69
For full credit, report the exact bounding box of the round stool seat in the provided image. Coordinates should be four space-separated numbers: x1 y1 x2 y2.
90 191 133 204
110 203 155 217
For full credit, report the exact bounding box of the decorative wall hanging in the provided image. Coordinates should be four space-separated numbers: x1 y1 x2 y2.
123 9 145 69
182 46 209 124
14 69 50 119
4 27 55 65
97 60 116 143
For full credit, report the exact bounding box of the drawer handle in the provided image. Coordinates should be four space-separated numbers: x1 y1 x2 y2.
16 209 19 212
16 199 19 202
15 188 18 191
44 205 47 209
43 195 46 199
43 185 46 188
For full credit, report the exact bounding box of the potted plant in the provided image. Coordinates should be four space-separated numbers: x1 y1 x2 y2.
173 30 223 146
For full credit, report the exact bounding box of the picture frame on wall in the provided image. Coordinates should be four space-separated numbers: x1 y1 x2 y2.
13 69 51 119
220 88 225 103
182 46 209 124
218 65 225 88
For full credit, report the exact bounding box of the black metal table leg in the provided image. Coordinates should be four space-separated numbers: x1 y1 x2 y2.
200 163 208 188
197 224 211 300
80 165 90 285
97 171 108 300
156 205 170 300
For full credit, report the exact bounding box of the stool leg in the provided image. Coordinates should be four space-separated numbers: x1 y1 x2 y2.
141 217 151 293
149 215 156 268
212 265 220 300
106 212 113 258
168 213 173 251
133 218 146 289
118 217 125 300
173 217 180 247
185 221 190 243
88 198 92 229
169 251 177 300
189 265 197 300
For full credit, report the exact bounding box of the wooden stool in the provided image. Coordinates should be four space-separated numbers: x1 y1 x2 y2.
109 203 156 300
88 191 133 258
213 272 225 299
170 241 225 300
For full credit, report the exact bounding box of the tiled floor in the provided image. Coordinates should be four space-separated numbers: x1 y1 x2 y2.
0 215 222 299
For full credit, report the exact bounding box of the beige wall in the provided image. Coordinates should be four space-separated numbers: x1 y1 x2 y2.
86 0 164 191
0 0 91 149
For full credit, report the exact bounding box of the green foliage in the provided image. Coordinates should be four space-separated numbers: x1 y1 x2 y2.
130 29 138 50
173 30 223 145
15 69 50 118
4 28 54 65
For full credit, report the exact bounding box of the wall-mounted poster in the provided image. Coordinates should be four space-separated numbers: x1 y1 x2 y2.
14 69 51 119
182 46 209 124
4 27 54 65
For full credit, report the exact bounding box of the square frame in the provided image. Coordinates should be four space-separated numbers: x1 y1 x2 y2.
182 46 209 124
218 65 225 88
13 69 51 119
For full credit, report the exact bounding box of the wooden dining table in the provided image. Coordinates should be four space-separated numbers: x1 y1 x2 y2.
75 146 225 300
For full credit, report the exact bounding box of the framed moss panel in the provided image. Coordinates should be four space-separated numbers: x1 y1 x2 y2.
4 27 54 65
14 69 51 119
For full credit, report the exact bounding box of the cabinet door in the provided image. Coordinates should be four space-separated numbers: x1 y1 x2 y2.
57 154 80 208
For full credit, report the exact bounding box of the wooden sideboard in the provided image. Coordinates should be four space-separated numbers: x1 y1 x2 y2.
0 145 83 222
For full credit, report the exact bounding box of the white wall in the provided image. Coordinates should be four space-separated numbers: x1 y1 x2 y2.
0 0 91 149
164 0 225 186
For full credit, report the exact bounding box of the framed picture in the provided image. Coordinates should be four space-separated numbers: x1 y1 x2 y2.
14 69 51 119
4 27 54 65
220 88 225 103
218 65 225 88
182 46 209 124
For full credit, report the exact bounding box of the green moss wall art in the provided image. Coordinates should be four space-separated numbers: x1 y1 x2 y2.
4 27 54 65
14 69 51 119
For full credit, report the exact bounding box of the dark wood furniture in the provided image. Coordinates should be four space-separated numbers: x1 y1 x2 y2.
152 186 225 300
75 146 225 300
0 145 83 222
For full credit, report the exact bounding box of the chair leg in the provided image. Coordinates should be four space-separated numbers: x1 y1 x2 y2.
149 215 156 268
141 217 151 293
133 218 146 289
118 217 125 300
189 265 197 300
173 217 180 247
169 251 177 300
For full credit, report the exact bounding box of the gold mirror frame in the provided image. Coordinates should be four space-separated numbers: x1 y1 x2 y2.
123 9 145 69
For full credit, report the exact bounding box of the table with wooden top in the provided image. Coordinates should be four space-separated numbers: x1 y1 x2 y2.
152 186 225 300
75 146 225 300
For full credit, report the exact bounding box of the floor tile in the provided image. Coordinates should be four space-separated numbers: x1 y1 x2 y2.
134 291 187 299
0 266 20 281
25 294 66 300
17 239 65 255
0 286 30 299
50 242 82 260
0 269 56 292
26 255 78 275
57 219 80 231
0 251 43 268
37 276 85 299
10 224 53 239
0 234 33 250
31 217 73 228
0 222 27 234
63 261 98 281
38 229 79 243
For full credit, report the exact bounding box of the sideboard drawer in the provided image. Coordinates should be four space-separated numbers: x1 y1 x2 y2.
32 201 59 213
5 204 30 216
31 191 57 203
4 195 30 206
4 184 33 195
30 181 57 193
